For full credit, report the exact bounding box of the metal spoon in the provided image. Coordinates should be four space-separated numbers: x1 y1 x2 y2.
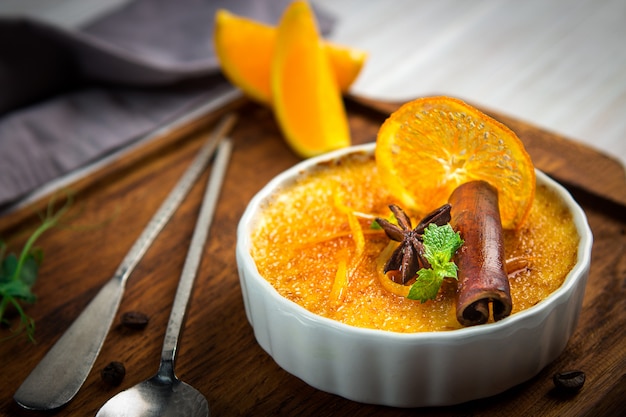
96 138 232 417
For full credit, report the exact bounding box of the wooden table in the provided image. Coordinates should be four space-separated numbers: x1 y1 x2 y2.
1 97 624 416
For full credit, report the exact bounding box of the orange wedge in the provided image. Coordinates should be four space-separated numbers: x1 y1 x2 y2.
375 96 535 230
214 10 274 104
325 42 367 97
271 1 351 158
214 8 367 105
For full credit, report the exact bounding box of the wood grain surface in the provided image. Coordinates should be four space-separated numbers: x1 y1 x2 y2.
0 97 624 416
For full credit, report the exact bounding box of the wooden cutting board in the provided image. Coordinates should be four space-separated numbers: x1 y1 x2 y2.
0 97 624 416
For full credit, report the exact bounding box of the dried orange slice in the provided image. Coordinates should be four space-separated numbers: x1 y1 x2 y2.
271 1 350 158
375 96 535 229
214 9 367 105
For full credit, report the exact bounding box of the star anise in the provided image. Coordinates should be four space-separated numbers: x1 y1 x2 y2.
375 203 452 285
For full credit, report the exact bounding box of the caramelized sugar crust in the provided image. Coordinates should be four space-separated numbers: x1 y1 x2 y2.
250 153 579 332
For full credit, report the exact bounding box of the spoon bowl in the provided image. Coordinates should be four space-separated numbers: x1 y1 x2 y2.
96 371 208 417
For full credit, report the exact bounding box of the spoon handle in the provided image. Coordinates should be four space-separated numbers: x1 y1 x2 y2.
160 138 233 369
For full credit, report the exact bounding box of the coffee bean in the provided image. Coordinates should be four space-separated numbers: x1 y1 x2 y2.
121 311 149 330
101 361 126 386
553 370 585 394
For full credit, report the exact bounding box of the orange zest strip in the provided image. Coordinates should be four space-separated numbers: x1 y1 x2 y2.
330 248 349 305
333 192 365 257
375 242 410 298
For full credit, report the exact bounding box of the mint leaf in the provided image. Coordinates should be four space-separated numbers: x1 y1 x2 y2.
407 223 463 302
370 220 382 230
19 252 42 287
1 253 18 282
1 194 71 342
408 268 442 302
422 223 463 268
438 260 459 279
0 280 36 302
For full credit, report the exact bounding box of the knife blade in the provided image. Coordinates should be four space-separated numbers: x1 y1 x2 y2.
14 113 237 411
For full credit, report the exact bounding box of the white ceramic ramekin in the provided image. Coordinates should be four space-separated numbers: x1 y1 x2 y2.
236 143 592 407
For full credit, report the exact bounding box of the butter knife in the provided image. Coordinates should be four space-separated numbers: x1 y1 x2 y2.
14 113 237 411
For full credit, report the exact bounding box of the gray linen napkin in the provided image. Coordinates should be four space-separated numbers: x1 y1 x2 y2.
0 0 334 210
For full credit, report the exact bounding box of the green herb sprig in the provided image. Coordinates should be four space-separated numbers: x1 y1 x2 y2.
0 196 71 342
407 223 463 302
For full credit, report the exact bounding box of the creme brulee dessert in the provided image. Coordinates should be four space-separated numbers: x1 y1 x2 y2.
249 151 579 333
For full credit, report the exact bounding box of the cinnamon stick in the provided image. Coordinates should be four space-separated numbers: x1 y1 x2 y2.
449 180 512 326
